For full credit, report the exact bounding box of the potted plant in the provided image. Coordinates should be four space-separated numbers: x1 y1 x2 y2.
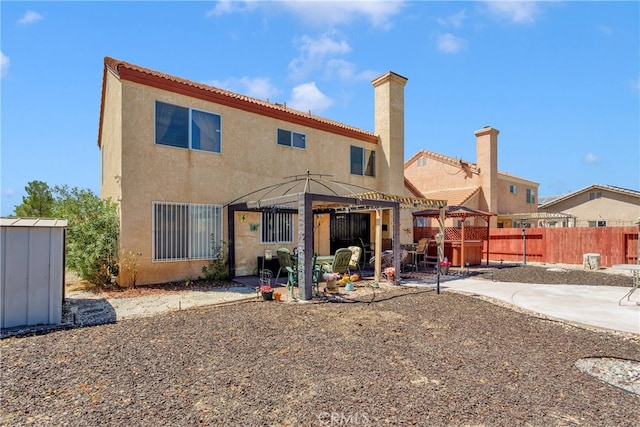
439 260 452 275
260 284 274 301
384 267 395 283
323 272 341 292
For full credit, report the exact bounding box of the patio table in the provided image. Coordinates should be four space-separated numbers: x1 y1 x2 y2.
316 255 334 267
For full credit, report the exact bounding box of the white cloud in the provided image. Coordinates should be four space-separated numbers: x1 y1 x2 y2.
324 59 378 81
436 33 468 54
0 51 9 78
18 10 43 25
584 153 602 164
280 0 405 29
287 82 333 114
289 34 351 81
205 77 280 100
437 9 467 28
205 0 405 29
482 1 540 24
205 0 260 17
5 188 15 197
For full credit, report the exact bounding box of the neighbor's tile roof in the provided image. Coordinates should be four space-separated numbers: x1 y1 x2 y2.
98 57 378 147
539 183 640 208
420 187 481 207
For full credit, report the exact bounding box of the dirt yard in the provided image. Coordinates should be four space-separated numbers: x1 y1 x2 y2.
1 264 638 426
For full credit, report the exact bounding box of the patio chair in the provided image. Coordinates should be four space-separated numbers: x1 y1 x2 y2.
415 238 429 271
274 248 293 285
417 240 438 272
347 245 362 276
369 249 408 270
285 253 322 298
322 247 353 278
358 238 373 269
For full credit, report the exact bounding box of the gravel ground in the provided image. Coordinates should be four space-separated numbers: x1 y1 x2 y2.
475 263 634 287
1 265 638 426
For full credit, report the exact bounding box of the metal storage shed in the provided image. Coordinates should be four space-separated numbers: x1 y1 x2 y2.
1 218 67 329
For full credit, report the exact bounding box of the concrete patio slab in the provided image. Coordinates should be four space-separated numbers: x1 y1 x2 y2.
440 278 639 335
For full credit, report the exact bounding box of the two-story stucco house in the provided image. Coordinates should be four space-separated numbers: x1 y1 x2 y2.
404 127 540 229
98 57 440 292
538 184 640 227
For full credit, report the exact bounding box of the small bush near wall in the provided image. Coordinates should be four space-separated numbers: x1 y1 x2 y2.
201 239 229 282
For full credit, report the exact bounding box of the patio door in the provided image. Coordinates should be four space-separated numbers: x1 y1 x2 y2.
329 213 370 254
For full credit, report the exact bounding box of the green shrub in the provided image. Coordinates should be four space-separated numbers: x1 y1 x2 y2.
201 238 229 282
53 186 120 286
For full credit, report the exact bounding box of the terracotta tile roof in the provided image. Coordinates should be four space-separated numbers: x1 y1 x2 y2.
420 187 481 207
98 57 378 147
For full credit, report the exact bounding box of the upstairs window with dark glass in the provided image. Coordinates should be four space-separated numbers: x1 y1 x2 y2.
155 101 221 153
277 129 306 149
350 146 375 177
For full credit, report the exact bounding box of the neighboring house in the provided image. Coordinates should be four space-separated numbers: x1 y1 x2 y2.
98 57 431 286
538 184 640 227
404 127 540 228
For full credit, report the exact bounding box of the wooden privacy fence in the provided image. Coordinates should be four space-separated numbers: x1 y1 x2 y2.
487 226 638 267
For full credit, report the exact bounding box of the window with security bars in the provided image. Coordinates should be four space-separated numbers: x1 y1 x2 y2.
153 202 223 261
261 210 294 243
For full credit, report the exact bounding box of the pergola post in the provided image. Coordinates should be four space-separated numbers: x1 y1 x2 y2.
485 218 490 265
392 203 401 284
461 214 466 268
374 209 382 283
297 193 314 300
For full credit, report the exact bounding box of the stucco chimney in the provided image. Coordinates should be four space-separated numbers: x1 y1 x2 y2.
372 72 408 195
474 126 499 227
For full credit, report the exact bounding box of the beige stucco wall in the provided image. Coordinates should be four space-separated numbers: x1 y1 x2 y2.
404 157 479 194
103 78 391 285
496 175 539 214
100 71 123 214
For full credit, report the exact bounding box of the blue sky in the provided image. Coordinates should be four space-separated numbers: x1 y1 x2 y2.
2 1 639 216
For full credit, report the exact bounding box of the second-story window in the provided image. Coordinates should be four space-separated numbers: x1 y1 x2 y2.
510 185 517 194
155 101 221 153
277 129 306 149
526 189 536 204
350 146 375 177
